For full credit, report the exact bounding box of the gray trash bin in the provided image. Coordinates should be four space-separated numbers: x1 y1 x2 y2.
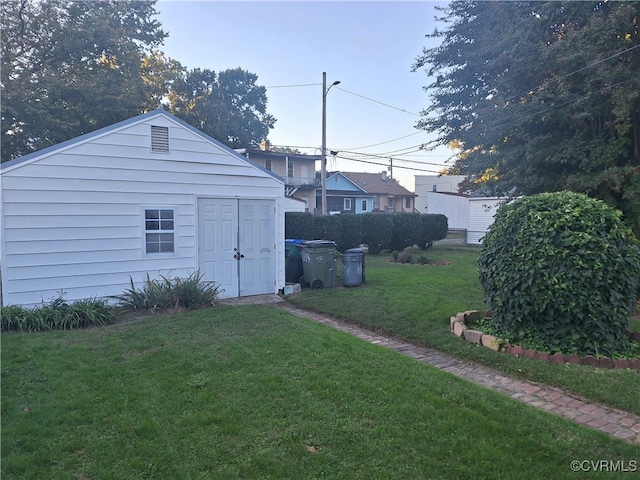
299 240 337 289
342 249 364 287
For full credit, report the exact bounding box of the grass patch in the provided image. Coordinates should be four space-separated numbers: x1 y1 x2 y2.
286 243 640 416
2 306 638 479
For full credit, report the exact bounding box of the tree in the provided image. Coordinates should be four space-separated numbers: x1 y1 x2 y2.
167 67 275 148
1 0 167 161
140 50 185 110
414 1 640 236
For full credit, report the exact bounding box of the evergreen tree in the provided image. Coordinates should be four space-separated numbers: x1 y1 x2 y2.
414 1 640 235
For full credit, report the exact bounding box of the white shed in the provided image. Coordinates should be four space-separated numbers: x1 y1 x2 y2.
466 197 505 244
0 109 286 307
424 191 506 245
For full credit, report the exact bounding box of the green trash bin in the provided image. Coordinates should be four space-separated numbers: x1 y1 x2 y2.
299 240 337 289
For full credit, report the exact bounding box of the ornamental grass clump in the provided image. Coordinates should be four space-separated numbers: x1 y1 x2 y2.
0 295 116 332
479 192 640 357
111 271 221 312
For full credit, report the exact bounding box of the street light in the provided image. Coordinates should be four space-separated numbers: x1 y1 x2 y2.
321 71 340 215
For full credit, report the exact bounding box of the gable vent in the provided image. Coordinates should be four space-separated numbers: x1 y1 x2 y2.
151 125 169 153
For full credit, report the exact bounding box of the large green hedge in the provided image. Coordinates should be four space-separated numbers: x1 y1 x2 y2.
361 213 394 254
284 212 314 239
285 212 447 253
389 213 422 252
479 192 640 357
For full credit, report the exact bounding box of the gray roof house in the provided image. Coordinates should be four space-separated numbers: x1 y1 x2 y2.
319 171 417 214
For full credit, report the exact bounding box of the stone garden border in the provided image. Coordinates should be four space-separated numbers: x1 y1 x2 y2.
451 310 640 370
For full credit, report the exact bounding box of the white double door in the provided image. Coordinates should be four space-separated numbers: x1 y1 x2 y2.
198 198 275 298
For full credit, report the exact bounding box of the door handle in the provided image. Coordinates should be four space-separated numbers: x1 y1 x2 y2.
234 252 245 260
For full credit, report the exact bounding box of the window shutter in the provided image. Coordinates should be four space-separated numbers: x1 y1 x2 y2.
151 126 169 153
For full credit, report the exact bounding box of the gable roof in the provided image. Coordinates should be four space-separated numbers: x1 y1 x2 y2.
338 172 416 196
0 109 282 183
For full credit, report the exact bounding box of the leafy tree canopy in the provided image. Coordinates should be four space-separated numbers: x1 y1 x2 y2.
1 0 275 161
167 67 275 149
1 0 166 160
414 1 640 235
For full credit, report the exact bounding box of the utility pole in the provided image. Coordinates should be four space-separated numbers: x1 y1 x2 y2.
389 158 393 179
321 72 340 215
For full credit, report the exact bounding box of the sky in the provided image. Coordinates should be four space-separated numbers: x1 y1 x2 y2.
155 0 451 190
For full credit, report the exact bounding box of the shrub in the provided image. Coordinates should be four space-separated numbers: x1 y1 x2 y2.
0 295 115 332
111 271 221 312
389 213 422 251
419 214 448 249
338 213 364 252
417 255 430 265
283 211 443 254
285 212 314 239
312 215 343 247
362 213 393 254
479 192 640 357
396 250 413 264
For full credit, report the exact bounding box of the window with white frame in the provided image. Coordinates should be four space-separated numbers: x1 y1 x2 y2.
288 160 294 178
361 200 368 211
265 158 272 171
344 198 352 211
405 197 411 209
144 208 175 254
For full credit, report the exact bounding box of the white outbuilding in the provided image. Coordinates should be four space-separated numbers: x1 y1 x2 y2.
1 109 286 307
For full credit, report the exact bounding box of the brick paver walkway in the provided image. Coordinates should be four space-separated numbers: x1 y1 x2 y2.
271 301 640 445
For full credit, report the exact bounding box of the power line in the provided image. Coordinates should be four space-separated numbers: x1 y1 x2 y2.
490 75 638 132
339 131 425 150
334 86 421 117
340 148 450 167
503 44 640 104
263 83 421 120
336 153 444 174
264 83 321 88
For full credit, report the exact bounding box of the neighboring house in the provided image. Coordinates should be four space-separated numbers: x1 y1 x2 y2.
414 174 467 213
415 175 507 245
236 142 320 213
0 109 286 307
320 171 416 214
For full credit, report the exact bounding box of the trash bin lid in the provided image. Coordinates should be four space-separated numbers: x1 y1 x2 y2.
345 248 364 254
285 239 307 245
300 240 336 248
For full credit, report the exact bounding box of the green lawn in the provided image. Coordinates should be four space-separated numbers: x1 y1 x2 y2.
285 243 640 416
2 306 638 479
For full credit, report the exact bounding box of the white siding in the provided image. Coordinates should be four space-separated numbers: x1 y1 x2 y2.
466 198 504 245
1 112 285 307
284 196 307 212
414 175 466 213
426 192 469 230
